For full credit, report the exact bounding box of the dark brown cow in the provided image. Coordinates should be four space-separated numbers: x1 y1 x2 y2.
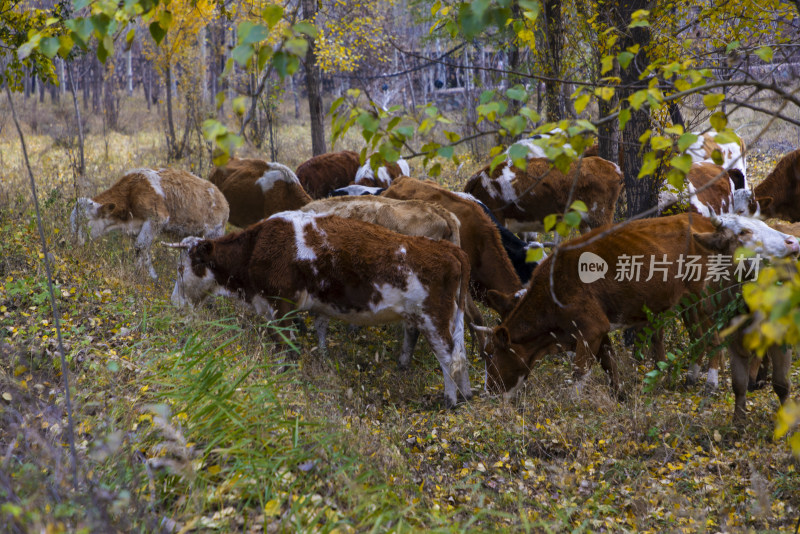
382 176 523 309
481 213 798 421
207 159 311 228
70 168 229 279
170 212 472 408
295 151 410 199
463 157 623 234
659 162 743 217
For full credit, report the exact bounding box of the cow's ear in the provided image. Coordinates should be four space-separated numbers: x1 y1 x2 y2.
495 326 512 349
192 241 214 264
758 197 773 211
487 289 519 317
98 202 116 217
693 230 731 252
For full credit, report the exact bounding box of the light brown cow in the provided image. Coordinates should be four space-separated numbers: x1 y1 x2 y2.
207 159 312 228
382 176 523 309
463 156 623 234
659 162 742 217
295 151 410 199
170 212 472 408
481 212 798 421
70 168 229 279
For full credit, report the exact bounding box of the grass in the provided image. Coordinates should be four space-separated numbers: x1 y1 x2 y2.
0 90 799 532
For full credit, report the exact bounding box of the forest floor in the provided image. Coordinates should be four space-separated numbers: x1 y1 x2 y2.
0 96 799 532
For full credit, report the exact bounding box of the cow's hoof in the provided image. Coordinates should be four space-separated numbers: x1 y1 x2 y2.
460 389 474 402
747 378 767 392
444 397 458 410
397 362 410 372
685 375 699 387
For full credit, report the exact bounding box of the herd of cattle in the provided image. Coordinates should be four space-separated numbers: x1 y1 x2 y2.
69 134 800 419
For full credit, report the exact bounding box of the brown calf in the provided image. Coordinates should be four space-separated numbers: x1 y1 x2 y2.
170 213 472 408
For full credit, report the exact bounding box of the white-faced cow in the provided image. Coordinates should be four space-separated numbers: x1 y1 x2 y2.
463 156 623 234
659 162 742 217
70 168 229 279
687 131 747 188
208 159 312 228
481 212 798 421
169 212 472 408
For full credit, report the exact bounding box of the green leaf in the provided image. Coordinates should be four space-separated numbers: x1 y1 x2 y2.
262 4 284 28
574 94 591 114
506 86 527 101
437 146 454 159
215 91 225 111
149 21 166 45
671 154 693 173
755 46 773 62
479 90 495 105
489 153 507 173
629 90 647 110
159 11 173 30
293 21 318 38
713 131 737 144
650 135 671 151
710 149 724 165
677 132 698 153
285 38 308 57
233 96 247 116
703 93 725 110
357 112 380 133
232 44 253 67
91 13 112 36
555 221 570 237
601 55 614 75
543 214 557 232
619 108 631 130
96 40 109 63
564 210 582 227
570 200 588 213
39 37 61 59
508 143 530 164
240 22 269 46
618 51 634 69
666 169 685 190
726 40 740 53
709 111 728 131
257 46 273 71
525 247 544 263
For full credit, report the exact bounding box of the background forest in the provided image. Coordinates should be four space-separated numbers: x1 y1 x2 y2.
3 0 800 532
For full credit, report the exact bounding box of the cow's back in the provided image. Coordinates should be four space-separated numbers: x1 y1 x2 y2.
159 169 229 234
296 151 361 199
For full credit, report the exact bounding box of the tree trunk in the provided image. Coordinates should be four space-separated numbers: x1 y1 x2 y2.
615 0 657 218
542 0 564 121
165 63 177 158
66 62 85 178
126 49 134 96
302 0 326 155
290 74 300 119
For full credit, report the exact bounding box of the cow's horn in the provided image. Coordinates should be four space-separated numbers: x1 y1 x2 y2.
471 325 494 333
161 241 189 249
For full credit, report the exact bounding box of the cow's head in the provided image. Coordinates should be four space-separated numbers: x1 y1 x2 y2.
483 326 531 397
694 213 799 258
70 197 117 243
169 236 218 308
730 189 772 218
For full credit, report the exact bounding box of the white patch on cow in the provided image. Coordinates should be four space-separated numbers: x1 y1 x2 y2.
354 163 375 184
252 295 277 318
502 375 526 400
257 170 289 192
453 191 481 205
270 211 322 262
497 164 520 204
398 246 407 255
376 166 392 187
332 185 384 196
714 213 800 257
706 368 719 389
686 180 711 216
131 168 165 198
511 138 548 159
70 198 102 243
478 171 500 201
514 288 528 299
397 158 410 176
207 187 217 209
611 162 622 177
688 132 747 187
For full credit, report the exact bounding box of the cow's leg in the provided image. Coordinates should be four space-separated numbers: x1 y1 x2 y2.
595 334 621 397
572 312 609 379
421 324 470 409
134 219 162 279
728 335 750 423
399 326 420 370
314 315 329 356
748 355 770 391
704 350 725 392
769 345 791 406
464 295 486 357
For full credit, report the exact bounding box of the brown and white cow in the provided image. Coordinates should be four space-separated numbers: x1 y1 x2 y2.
70 168 229 279
382 176 524 309
207 159 312 228
659 162 742 217
687 131 747 188
463 156 623 234
295 151 410 199
169 212 472 408
481 212 798 421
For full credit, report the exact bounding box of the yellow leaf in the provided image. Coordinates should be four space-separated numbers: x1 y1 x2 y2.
264 499 281 516
207 465 221 475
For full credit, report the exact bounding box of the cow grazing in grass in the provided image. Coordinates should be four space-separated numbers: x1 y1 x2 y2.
71 168 229 279
207 159 311 228
169 212 472 408
382 176 523 310
481 212 798 421
294 151 410 199
463 156 623 234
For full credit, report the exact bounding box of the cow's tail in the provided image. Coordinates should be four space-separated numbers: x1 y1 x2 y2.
266 162 301 184
449 248 471 379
